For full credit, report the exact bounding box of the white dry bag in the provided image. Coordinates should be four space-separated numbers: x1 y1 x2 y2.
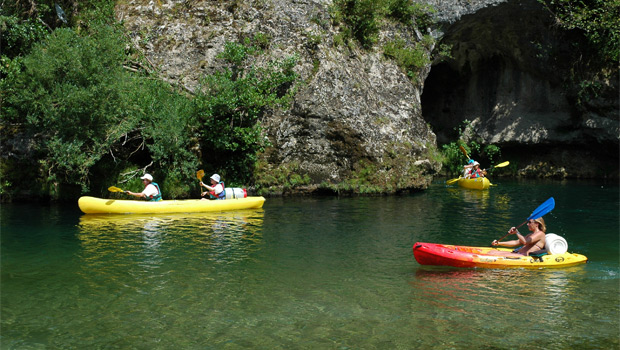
545 233 568 255
224 188 247 199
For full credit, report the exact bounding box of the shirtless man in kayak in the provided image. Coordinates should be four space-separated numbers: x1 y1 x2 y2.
490 217 547 256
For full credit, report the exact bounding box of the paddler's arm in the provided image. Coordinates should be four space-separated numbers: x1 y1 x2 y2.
125 190 146 198
492 227 523 247
200 181 214 191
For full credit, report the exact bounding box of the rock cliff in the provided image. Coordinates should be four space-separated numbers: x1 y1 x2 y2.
117 0 441 193
422 0 619 178
115 0 618 190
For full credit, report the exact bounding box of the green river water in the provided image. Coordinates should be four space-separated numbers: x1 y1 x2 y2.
1 179 618 349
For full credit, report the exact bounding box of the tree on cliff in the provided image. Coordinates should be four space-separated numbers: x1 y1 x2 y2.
1 4 299 200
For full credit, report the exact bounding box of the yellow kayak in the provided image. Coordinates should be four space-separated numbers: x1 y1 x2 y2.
458 177 491 190
78 196 266 214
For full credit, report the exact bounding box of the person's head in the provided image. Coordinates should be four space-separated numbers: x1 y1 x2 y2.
140 173 153 184
210 174 220 184
527 217 546 232
473 161 480 168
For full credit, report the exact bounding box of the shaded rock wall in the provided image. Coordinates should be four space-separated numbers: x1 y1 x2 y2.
421 0 619 178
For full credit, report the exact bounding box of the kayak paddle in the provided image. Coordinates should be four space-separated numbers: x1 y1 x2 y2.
108 186 126 193
458 145 470 160
481 161 509 177
196 170 205 195
488 161 509 169
446 177 461 185
495 197 555 242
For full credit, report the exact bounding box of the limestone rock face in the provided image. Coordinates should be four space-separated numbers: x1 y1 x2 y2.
116 0 441 192
115 0 618 185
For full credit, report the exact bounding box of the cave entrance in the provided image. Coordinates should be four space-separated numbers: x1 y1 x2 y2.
421 55 506 145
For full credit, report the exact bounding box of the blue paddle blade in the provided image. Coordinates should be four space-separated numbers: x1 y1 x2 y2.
527 197 555 220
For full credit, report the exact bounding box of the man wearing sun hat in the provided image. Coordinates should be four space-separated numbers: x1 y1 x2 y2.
125 173 162 201
462 159 475 177
466 161 486 179
200 173 225 200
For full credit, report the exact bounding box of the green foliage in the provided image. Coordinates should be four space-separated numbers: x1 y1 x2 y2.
217 40 259 67
331 0 439 50
332 0 381 49
331 0 447 82
193 42 299 185
441 143 465 175
537 0 619 107
0 15 49 58
383 37 430 82
3 26 135 188
440 121 504 176
254 160 311 194
3 23 196 196
384 0 436 28
483 144 501 167
1 0 117 33
252 32 272 50
538 0 619 63
2 6 300 200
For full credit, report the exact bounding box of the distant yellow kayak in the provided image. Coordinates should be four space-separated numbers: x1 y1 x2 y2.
78 196 266 214
458 177 491 190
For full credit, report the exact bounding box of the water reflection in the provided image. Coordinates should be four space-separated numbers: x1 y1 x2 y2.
445 187 491 210
77 210 265 266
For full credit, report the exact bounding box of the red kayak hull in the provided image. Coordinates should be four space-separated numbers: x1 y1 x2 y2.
412 242 588 269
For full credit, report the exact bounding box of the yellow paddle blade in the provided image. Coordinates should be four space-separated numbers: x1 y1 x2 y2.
197 170 205 181
458 145 469 159
108 186 124 193
494 161 509 168
446 178 460 185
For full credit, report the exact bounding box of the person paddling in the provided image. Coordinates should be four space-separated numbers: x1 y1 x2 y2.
125 174 162 201
200 174 225 200
462 159 475 177
466 161 486 179
491 217 547 256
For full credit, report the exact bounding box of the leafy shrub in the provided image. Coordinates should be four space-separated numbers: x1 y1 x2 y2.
385 0 436 28
441 121 503 176
192 41 299 186
538 0 619 64
2 23 197 196
332 0 380 49
383 37 430 82
0 15 49 58
3 26 136 188
2 9 303 199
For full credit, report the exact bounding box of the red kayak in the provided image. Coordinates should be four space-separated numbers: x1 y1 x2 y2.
413 242 588 269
